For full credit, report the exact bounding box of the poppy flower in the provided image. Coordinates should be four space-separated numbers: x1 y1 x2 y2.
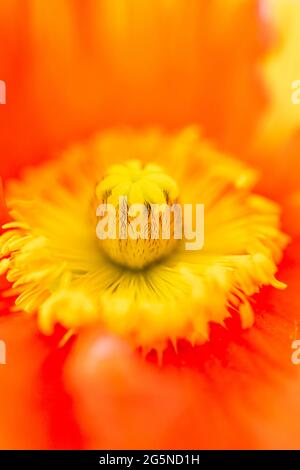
0 0 300 450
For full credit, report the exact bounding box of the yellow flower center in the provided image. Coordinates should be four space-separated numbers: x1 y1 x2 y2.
95 160 179 269
0 128 289 351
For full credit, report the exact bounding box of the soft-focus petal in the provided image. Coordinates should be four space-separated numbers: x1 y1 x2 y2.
247 0 300 199
0 316 50 449
0 314 83 449
257 0 300 149
0 0 267 177
65 331 255 449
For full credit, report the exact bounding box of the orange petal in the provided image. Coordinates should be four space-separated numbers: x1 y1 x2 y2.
65 330 256 449
0 315 50 449
0 0 268 177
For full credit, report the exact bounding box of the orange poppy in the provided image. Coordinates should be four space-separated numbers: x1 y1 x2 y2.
0 0 300 450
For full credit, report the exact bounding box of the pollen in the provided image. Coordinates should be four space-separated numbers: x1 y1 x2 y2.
0 128 290 350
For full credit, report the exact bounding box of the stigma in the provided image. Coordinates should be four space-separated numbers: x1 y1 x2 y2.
95 161 180 269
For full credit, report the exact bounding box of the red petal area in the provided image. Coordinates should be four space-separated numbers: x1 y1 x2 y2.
169 238 300 449
0 179 9 226
0 315 50 449
38 331 84 450
0 316 84 449
65 237 300 449
65 331 256 449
